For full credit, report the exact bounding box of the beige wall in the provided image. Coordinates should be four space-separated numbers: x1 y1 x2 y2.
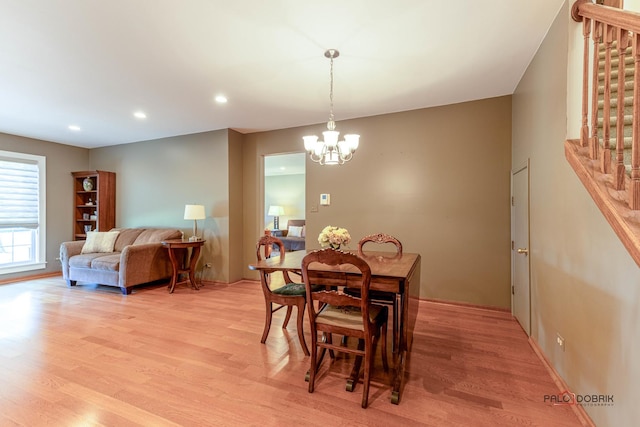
244 97 513 307
0 133 89 281
513 2 640 425
89 130 237 283
228 129 244 282
264 174 305 229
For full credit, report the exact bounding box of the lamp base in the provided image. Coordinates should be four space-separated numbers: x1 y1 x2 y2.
188 236 200 242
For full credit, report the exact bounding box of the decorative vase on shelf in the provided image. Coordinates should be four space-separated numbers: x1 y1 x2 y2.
82 177 94 191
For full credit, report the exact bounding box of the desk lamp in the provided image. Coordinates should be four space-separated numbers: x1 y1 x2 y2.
184 204 205 241
267 205 284 230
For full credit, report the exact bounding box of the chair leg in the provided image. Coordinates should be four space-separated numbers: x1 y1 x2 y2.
341 335 349 347
308 328 319 393
362 339 373 408
260 301 273 344
296 301 309 356
282 305 293 328
326 333 335 359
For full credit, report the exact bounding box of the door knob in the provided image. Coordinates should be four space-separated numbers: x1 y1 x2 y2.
517 248 529 255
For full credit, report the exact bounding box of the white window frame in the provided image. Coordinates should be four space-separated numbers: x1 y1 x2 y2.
0 150 46 275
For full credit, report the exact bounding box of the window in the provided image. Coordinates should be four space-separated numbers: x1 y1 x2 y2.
0 150 46 274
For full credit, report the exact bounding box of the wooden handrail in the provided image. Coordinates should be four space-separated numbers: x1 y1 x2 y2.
573 1 640 32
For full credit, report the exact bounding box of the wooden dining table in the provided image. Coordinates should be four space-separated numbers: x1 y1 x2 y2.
248 248 421 404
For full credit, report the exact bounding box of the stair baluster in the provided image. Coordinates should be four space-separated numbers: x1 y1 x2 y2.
581 17 592 148
590 20 602 160
614 27 629 190
601 23 614 174
630 32 640 209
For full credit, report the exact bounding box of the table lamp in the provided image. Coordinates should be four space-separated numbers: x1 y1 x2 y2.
184 204 205 241
267 205 284 230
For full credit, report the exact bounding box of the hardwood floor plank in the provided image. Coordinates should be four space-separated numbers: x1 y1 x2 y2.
0 278 587 426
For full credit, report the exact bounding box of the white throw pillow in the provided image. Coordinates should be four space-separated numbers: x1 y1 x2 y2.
288 225 304 238
81 231 120 254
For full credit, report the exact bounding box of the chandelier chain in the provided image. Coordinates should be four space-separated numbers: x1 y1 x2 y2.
328 54 335 128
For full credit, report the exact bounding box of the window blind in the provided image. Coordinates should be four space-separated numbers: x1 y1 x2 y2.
0 158 39 229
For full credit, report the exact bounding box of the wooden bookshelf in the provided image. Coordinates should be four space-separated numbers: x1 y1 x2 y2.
71 171 116 240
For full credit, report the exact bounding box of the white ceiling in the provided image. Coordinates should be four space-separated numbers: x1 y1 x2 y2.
0 0 565 149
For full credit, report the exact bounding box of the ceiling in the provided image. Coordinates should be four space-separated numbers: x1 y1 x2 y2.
265 152 305 177
0 0 565 149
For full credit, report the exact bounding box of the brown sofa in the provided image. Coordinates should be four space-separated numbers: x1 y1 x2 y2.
60 227 182 295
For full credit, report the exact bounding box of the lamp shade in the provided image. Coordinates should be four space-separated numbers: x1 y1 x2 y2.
184 204 205 220
267 205 284 216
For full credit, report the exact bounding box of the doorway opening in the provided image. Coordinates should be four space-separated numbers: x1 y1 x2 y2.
264 153 306 233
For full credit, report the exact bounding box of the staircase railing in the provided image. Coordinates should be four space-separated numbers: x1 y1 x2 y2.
572 0 640 208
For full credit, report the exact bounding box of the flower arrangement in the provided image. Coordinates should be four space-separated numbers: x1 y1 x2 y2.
318 226 351 249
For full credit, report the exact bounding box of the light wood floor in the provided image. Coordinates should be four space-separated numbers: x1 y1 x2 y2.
0 277 584 426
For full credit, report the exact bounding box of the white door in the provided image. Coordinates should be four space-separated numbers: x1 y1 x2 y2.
512 161 531 336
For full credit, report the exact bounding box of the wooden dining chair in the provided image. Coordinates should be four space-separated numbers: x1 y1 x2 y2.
302 248 389 409
346 233 403 353
256 235 312 356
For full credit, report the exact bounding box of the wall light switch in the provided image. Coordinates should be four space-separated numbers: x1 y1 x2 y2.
320 193 330 206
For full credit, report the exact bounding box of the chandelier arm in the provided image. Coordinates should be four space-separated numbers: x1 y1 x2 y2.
309 152 323 163
315 141 329 165
340 151 353 163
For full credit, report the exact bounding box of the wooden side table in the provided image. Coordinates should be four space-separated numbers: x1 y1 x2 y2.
161 239 205 293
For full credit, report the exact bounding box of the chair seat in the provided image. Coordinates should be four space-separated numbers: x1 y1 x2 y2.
316 303 388 331
272 283 323 296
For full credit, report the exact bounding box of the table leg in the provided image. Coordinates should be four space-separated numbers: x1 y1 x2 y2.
188 245 202 290
346 339 364 392
390 260 420 404
167 247 180 293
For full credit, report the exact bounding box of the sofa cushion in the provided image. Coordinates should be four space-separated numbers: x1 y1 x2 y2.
81 231 120 254
133 228 182 245
112 228 145 252
69 252 114 268
90 253 121 271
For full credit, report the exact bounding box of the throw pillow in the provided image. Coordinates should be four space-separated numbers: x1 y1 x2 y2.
81 231 120 254
288 225 304 238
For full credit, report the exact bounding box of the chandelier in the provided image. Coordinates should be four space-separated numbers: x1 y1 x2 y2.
303 49 360 165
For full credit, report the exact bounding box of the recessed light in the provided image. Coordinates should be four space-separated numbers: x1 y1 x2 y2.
68 125 81 131
215 95 228 104
133 111 147 119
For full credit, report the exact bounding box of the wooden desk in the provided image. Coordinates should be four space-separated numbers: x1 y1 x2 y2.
249 249 421 404
162 239 205 293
